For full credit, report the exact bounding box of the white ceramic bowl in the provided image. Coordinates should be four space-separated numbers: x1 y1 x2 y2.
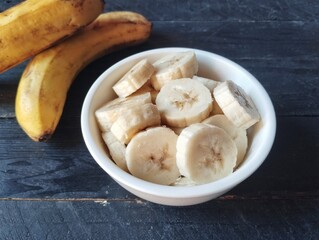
81 47 276 206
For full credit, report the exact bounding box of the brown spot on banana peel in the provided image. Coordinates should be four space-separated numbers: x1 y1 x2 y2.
19 126 53 142
38 131 53 142
67 0 86 9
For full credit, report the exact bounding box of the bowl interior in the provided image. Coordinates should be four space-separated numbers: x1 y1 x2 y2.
81 47 276 200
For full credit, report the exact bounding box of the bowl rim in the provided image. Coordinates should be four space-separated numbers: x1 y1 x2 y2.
81 47 276 199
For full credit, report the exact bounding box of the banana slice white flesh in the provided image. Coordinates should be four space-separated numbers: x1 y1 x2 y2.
111 103 161 144
150 51 198 90
203 114 247 167
95 92 151 131
102 131 128 172
192 76 219 94
113 59 155 97
213 81 260 129
212 99 224 115
170 176 196 186
192 76 224 115
170 126 185 135
126 127 180 185
129 80 158 103
156 78 212 128
176 123 237 184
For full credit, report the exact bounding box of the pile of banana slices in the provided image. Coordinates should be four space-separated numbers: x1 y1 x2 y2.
95 51 260 186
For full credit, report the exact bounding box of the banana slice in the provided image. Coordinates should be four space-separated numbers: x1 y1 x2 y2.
213 81 260 129
176 123 237 184
150 51 198 90
102 131 128 172
192 76 224 115
171 126 185 135
192 76 219 94
203 114 247 167
113 59 155 97
170 176 196 187
95 92 151 131
129 80 158 103
156 78 212 128
111 103 161 144
212 99 224 115
126 127 180 185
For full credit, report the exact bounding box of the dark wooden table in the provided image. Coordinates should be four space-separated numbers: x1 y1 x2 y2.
1 0 318 239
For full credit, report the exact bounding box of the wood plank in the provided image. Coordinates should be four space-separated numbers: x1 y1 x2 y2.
1 0 319 22
0 199 318 239
0 117 318 199
1 21 318 117
0 83 17 119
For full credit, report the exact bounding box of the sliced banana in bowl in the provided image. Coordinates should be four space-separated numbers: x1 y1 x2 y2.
203 115 248 167
156 78 212 128
126 127 180 185
81 47 276 206
150 51 198 90
176 123 237 184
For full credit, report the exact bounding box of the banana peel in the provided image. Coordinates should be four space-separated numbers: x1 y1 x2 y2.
0 0 104 73
15 11 152 141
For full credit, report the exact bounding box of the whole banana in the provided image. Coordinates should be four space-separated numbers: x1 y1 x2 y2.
15 11 152 141
0 0 104 73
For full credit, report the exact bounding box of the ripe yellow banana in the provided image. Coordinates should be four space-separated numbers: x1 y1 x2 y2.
0 0 104 73
15 11 152 142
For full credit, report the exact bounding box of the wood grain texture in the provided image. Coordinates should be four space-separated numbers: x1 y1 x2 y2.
2 0 319 22
0 199 318 240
